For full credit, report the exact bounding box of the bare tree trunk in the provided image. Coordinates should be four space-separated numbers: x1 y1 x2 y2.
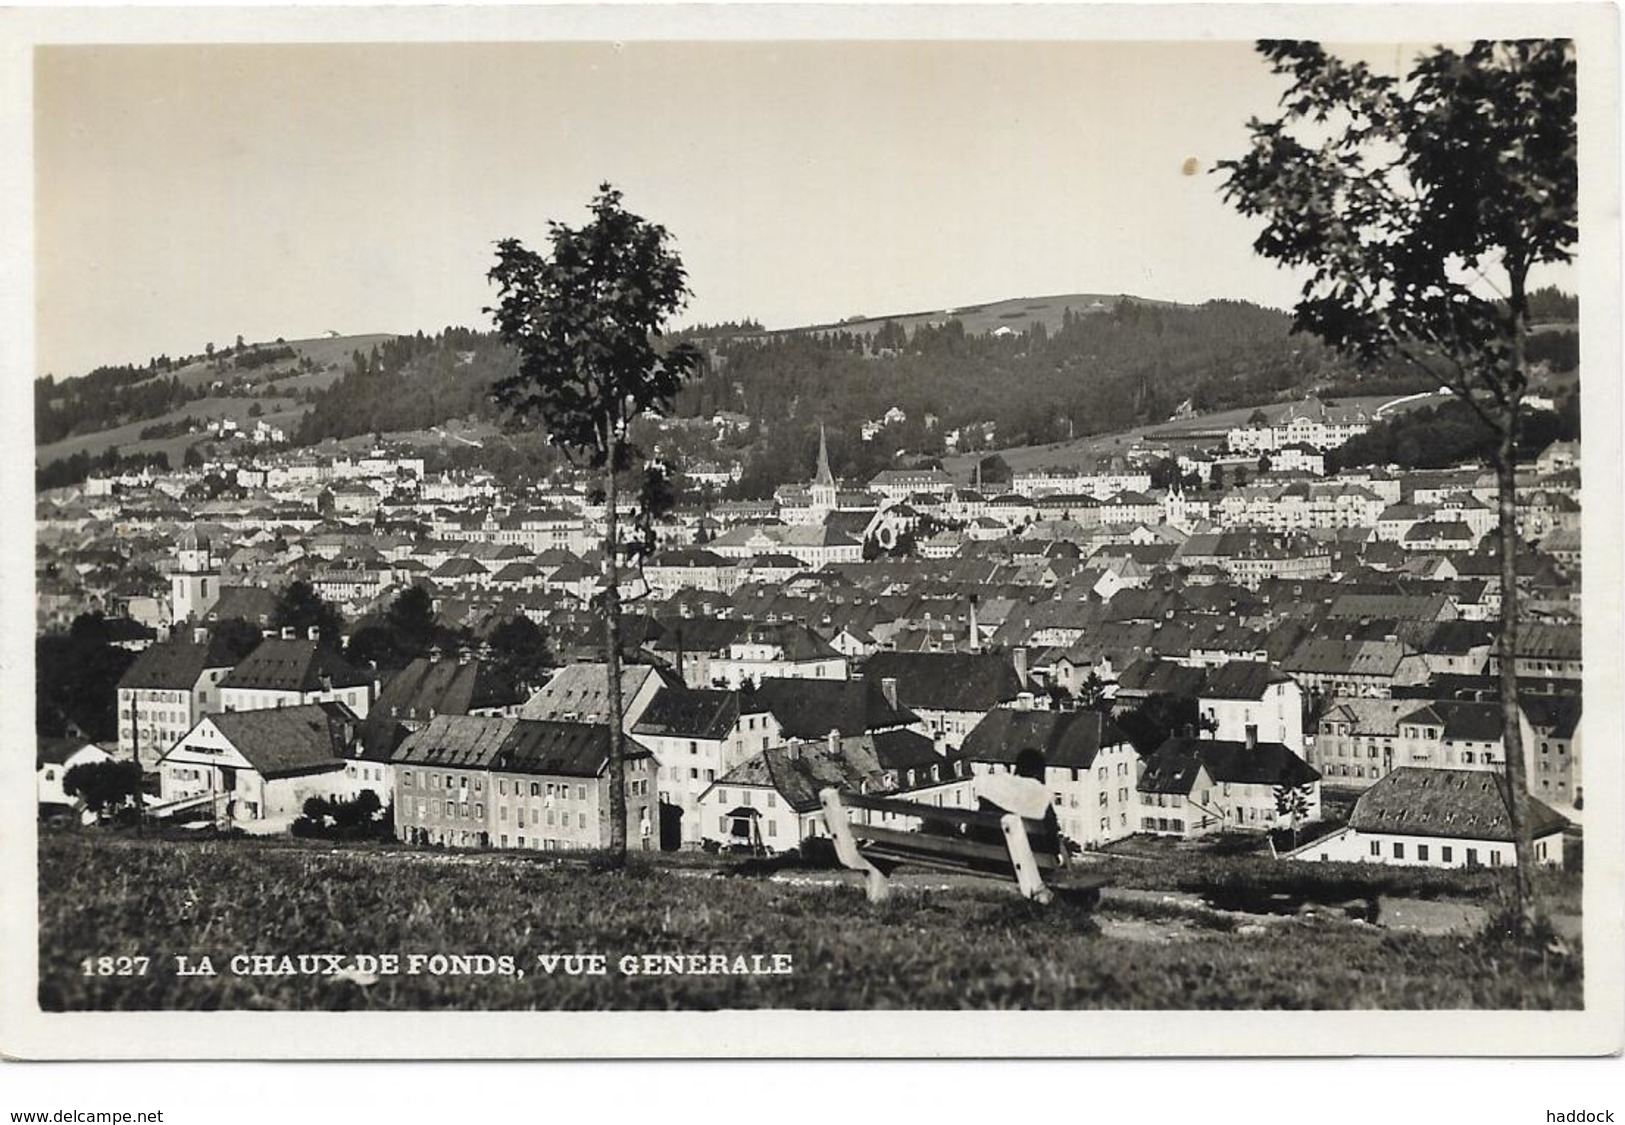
602 442 628 867
1495 402 1536 933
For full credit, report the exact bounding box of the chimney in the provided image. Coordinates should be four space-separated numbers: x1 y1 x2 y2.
1013 646 1029 689
827 728 840 754
880 677 899 711
968 595 981 652
932 730 948 757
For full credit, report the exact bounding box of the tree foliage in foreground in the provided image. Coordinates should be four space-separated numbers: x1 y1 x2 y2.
1218 39 1577 931
487 184 701 866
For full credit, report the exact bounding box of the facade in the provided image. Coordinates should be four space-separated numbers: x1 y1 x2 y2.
1197 661 1305 755
1137 735 1322 838
116 633 239 770
392 715 659 851
158 702 359 832
632 687 783 847
955 707 1140 849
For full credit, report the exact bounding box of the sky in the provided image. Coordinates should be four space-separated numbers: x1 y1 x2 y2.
27 37 1544 379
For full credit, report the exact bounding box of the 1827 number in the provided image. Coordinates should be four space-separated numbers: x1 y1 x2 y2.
81 955 151 976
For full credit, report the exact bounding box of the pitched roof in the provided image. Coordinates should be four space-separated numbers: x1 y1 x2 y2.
365 654 521 735
1138 736 1319 794
392 714 651 777
1350 768 1567 841
715 740 888 813
860 650 1025 712
518 662 679 723
632 687 748 741
1200 661 1291 702
956 708 1130 770
203 702 357 778
752 677 918 739
218 639 373 693
117 636 237 690
1114 657 1207 698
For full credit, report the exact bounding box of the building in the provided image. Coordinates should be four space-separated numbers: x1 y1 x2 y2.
518 662 680 731
861 649 1029 749
1197 661 1305 755
706 622 849 689
1136 734 1322 838
170 529 222 623
115 632 239 770
158 702 360 833
1294 768 1566 869
217 636 377 718
954 707 1140 849
632 686 782 847
698 729 959 852
37 738 112 810
391 715 659 851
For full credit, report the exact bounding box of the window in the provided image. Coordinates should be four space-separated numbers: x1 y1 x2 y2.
719 816 728 833
576 785 587 801
1417 844 1429 862
717 788 728 804
1466 848 1479 866
579 813 587 829
1099 817 1109 833
766 793 776 809
1441 846 1453 863
767 821 777 838
1370 841 1380 857
1490 850 1502 867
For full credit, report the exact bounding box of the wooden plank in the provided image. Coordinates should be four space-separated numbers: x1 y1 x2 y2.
835 792 1008 830
850 823 1010 864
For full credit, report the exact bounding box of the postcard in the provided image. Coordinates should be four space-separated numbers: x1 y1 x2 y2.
1 3 1620 1061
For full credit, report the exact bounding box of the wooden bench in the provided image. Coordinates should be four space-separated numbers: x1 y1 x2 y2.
818 787 1107 906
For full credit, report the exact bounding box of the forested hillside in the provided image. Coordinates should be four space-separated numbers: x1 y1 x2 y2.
41 286 1578 497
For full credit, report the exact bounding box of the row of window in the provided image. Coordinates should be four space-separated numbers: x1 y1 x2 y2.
1371 840 1500 865
405 799 590 831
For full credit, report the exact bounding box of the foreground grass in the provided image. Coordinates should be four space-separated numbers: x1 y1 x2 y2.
39 833 1581 1011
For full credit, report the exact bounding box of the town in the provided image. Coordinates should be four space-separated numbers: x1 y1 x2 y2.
35 372 1583 880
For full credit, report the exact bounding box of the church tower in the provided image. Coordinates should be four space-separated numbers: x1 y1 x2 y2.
810 424 837 516
171 528 221 625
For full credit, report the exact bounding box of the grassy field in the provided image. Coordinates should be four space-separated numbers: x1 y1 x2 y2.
37 831 1581 1012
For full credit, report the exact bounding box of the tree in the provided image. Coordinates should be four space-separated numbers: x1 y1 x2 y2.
209 617 266 661
1218 40 1576 932
64 760 145 819
487 184 701 867
385 584 443 660
272 580 343 648
1273 780 1313 848
487 615 552 694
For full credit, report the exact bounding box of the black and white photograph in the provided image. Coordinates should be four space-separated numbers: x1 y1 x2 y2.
2 2 1621 1085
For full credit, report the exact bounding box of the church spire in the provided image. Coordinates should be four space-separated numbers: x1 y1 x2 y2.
814 423 834 488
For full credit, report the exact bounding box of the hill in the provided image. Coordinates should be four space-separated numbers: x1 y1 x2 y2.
779 292 1175 342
